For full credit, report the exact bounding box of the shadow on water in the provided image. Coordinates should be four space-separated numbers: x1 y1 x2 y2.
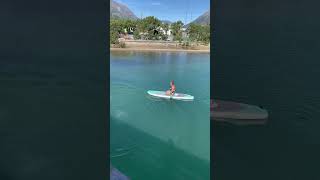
110 117 209 180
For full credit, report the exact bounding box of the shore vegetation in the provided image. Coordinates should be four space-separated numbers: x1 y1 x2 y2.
110 16 210 48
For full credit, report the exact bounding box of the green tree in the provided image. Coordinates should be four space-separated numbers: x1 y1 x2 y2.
122 19 136 34
187 23 200 41
171 21 184 42
133 30 141 40
133 19 144 40
110 19 123 44
186 23 210 44
110 31 118 44
162 23 169 32
199 25 210 44
110 18 140 43
160 23 169 40
142 16 162 40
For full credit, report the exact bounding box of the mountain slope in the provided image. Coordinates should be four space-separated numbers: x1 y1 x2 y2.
186 10 210 27
111 0 138 19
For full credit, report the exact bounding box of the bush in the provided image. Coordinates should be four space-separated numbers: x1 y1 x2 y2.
110 31 119 44
181 41 190 48
160 34 168 41
119 41 126 48
133 30 141 40
187 23 210 44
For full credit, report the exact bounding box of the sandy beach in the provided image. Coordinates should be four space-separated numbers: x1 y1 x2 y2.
110 40 210 53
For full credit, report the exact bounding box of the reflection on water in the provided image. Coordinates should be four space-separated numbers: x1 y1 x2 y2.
110 51 210 179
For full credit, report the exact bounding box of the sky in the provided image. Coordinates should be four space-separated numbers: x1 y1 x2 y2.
114 0 210 24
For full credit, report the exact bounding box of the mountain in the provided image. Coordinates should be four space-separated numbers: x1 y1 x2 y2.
185 10 210 27
161 20 172 24
111 0 138 19
192 10 210 25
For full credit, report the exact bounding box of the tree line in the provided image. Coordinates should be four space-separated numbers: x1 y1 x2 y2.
110 16 210 45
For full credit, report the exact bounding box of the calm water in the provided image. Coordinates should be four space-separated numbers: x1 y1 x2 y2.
110 51 210 179
213 0 320 179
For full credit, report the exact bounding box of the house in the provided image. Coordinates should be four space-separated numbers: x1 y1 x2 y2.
120 27 134 40
132 23 176 41
123 27 134 34
159 27 172 36
181 27 188 39
159 24 174 41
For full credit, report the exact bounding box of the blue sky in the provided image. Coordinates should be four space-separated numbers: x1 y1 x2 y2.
114 0 210 24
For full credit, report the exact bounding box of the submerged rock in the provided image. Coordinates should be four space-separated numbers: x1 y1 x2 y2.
211 99 268 125
110 165 130 180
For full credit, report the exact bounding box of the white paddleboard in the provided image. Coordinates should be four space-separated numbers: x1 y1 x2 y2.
147 90 194 100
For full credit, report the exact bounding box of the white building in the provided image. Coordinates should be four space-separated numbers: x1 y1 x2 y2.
123 27 134 34
159 27 172 36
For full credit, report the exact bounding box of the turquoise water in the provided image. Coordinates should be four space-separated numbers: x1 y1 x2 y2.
110 51 210 179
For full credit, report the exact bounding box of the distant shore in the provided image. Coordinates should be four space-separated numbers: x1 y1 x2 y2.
111 48 210 53
110 40 210 53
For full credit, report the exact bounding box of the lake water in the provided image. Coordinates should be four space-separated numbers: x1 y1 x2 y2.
110 51 210 179
213 0 320 179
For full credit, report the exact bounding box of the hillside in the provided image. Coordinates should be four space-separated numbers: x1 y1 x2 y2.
111 0 138 19
185 10 210 27
192 10 210 25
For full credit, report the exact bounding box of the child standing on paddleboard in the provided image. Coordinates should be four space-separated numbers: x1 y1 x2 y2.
166 80 176 95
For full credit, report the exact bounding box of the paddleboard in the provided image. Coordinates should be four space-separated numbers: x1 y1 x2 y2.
147 90 194 100
211 99 268 125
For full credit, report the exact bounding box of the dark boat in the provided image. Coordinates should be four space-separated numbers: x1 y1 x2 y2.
211 99 269 125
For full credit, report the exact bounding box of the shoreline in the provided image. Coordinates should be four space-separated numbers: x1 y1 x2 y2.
110 40 210 53
110 47 210 53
